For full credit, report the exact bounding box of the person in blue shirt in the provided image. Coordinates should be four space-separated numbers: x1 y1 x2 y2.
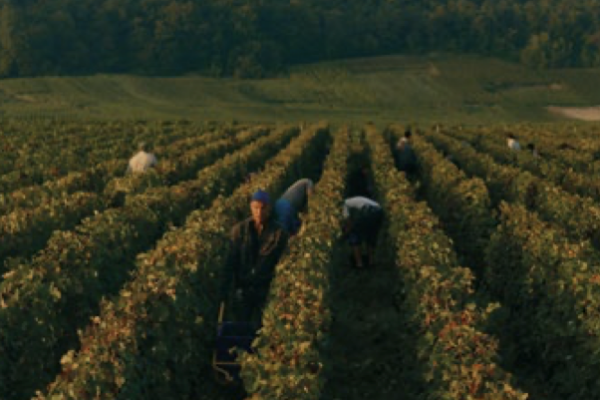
274 178 314 235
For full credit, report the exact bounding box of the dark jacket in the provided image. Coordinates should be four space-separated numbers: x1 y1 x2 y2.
220 217 289 300
396 143 417 174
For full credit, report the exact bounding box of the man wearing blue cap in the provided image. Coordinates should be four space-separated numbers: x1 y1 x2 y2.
220 189 289 322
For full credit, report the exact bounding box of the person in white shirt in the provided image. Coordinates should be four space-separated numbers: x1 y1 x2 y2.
395 129 411 152
342 196 384 269
126 142 158 174
506 133 521 151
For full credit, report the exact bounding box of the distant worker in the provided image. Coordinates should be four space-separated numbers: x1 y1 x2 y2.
506 133 521 151
559 142 576 151
342 196 384 269
442 149 461 169
220 190 289 322
396 129 411 150
395 129 418 178
275 178 314 235
473 133 484 149
245 172 258 184
526 143 540 158
348 164 375 198
126 142 157 174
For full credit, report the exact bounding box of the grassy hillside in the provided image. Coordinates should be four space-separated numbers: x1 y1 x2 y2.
1 54 600 124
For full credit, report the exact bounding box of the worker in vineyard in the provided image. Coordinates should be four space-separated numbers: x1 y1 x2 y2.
348 164 375 198
245 172 257 184
126 142 158 174
526 143 540 158
220 190 289 322
442 149 461 169
396 128 411 151
342 196 384 269
559 142 576 151
395 129 418 178
274 178 314 235
506 133 521 151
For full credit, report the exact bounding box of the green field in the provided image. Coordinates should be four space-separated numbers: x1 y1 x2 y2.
3 53 600 124
3 79 600 398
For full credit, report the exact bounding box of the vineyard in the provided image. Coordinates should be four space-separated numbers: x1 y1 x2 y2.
0 118 599 400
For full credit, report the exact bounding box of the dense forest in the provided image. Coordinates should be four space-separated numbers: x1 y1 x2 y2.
1 0 600 78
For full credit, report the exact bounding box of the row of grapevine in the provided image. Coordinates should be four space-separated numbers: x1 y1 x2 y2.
407 127 600 399
366 125 527 399
0 192 104 264
448 128 600 201
389 125 496 273
0 120 245 184
0 130 132 188
0 123 245 214
424 129 540 208
484 202 600 399
0 119 203 164
0 125 301 400
424 129 600 249
0 126 269 266
240 127 350 399
441 123 600 174
57 121 235 167
0 120 226 194
101 125 269 198
505 124 600 172
0 159 125 214
35 122 330 400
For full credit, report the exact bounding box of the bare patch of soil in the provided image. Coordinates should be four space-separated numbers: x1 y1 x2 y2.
548 106 600 121
13 94 39 103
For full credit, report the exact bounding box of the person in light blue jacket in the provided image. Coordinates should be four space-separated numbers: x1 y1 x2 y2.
274 178 314 235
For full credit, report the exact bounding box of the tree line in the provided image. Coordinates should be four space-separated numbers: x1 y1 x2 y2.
1 0 600 78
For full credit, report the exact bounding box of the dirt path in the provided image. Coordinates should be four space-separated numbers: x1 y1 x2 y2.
320 254 408 400
547 105 600 121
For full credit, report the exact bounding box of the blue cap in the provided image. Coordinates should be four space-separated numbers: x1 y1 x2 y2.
251 189 270 205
